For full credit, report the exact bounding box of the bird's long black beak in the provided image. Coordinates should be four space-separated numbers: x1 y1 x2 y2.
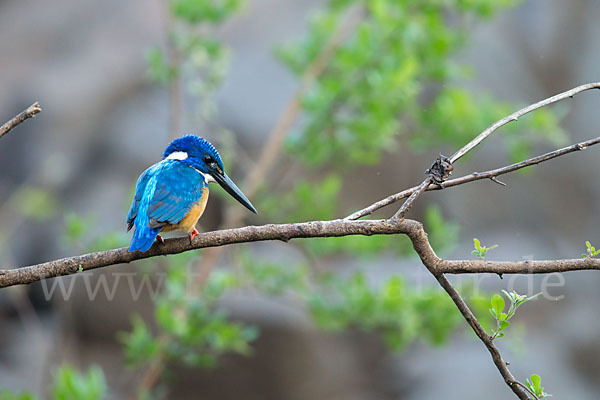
213 172 258 214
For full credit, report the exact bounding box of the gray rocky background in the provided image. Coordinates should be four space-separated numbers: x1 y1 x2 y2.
0 0 599 399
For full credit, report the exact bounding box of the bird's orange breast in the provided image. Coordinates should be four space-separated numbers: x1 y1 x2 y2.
160 189 209 234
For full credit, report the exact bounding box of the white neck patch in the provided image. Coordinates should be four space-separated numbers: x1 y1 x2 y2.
194 169 216 183
166 151 188 160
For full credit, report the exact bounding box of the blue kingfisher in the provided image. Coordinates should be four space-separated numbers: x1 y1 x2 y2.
127 135 257 252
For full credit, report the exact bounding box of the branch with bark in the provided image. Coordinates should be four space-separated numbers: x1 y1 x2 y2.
0 102 41 140
3 84 600 399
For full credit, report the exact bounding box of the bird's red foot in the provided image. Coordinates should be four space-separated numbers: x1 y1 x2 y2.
189 228 199 243
156 234 165 244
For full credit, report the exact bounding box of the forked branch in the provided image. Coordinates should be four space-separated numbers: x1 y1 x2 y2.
347 135 600 220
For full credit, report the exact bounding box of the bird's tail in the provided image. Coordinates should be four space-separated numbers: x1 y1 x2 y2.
129 225 161 252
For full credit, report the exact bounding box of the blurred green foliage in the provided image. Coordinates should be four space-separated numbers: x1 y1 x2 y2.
10 186 58 221
307 273 462 349
51 365 107 400
147 1 236 124
119 254 259 371
171 0 243 24
278 0 564 166
1 365 107 400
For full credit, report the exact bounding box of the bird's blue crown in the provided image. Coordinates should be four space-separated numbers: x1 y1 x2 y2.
162 135 224 173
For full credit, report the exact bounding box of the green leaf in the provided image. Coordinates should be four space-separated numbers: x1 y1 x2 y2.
473 238 482 251
526 380 534 393
491 294 504 316
501 289 514 302
530 374 541 391
516 292 542 308
499 320 510 331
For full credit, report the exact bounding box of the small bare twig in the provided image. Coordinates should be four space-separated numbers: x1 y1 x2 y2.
391 154 455 219
347 135 600 220
391 177 432 219
0 102 42 140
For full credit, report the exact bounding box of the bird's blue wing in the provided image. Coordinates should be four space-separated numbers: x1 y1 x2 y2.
127 168 152 231
128 160 205 252
146 163 205 227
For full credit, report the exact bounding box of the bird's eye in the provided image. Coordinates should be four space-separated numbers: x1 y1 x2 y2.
210 162 217 168
203 154 213 164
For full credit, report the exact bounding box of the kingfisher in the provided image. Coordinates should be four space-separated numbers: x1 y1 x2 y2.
127 135 257 252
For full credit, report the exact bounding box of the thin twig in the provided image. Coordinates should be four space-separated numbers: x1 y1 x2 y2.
391 177 432 219
346 135 600 220
513 381 540 400
432 274 531 400
450 82 600 163
384 82 600 220
386 82 600 220
0 102 42 140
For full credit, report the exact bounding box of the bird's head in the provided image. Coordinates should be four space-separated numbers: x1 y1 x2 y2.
163 135 257 214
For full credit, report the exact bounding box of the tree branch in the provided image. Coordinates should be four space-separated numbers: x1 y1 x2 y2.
0 219 419 288
391 177 432 219
346 135 600 220
432 274 532 400
372 82 600 220
0 102 42 140
2 217 599 289
450 82 600 163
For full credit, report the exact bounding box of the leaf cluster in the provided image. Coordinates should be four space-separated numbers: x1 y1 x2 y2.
582 240 600 258
489 290 540 339
471 237 497 260
526 373 552 398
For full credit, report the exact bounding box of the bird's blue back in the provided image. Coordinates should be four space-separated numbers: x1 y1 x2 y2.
127 159 206 252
